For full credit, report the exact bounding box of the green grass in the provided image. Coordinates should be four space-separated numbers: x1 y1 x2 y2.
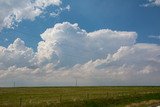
0 86 160 107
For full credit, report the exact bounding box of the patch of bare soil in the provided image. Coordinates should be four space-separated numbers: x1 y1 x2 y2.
125 100 160 107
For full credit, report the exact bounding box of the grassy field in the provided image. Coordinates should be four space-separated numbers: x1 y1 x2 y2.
0 86 160 107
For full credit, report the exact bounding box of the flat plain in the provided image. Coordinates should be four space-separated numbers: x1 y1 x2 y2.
0 86 160 107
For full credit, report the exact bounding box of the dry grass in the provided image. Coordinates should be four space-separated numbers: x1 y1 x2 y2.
125 100 160 107
0 86 160 107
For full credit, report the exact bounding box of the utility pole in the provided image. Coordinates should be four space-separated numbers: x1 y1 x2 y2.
14 81 15 87
75 78 78 86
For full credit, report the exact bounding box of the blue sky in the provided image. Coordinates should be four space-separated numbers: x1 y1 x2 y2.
0 0 160 86
0 0 160 49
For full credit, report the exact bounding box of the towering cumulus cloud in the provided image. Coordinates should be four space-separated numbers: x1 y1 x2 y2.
0 22 160 86
36 22 137 67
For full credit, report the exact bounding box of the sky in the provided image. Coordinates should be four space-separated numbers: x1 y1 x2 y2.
0 0 160 87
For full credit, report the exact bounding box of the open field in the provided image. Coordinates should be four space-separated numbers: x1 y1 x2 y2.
0 86 160 107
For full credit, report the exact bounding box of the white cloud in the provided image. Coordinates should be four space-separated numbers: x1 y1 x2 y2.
50 5 71 17
36 22 137 68
0 22 160 86
149 35 160 40
0 0 61 31
0 38 35 69
150 0 160 6
142 0 160 7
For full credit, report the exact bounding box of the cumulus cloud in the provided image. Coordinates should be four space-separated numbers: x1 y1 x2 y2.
0 38 34 69
0 0 61 31
0 22 160 86
36 22 137 68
